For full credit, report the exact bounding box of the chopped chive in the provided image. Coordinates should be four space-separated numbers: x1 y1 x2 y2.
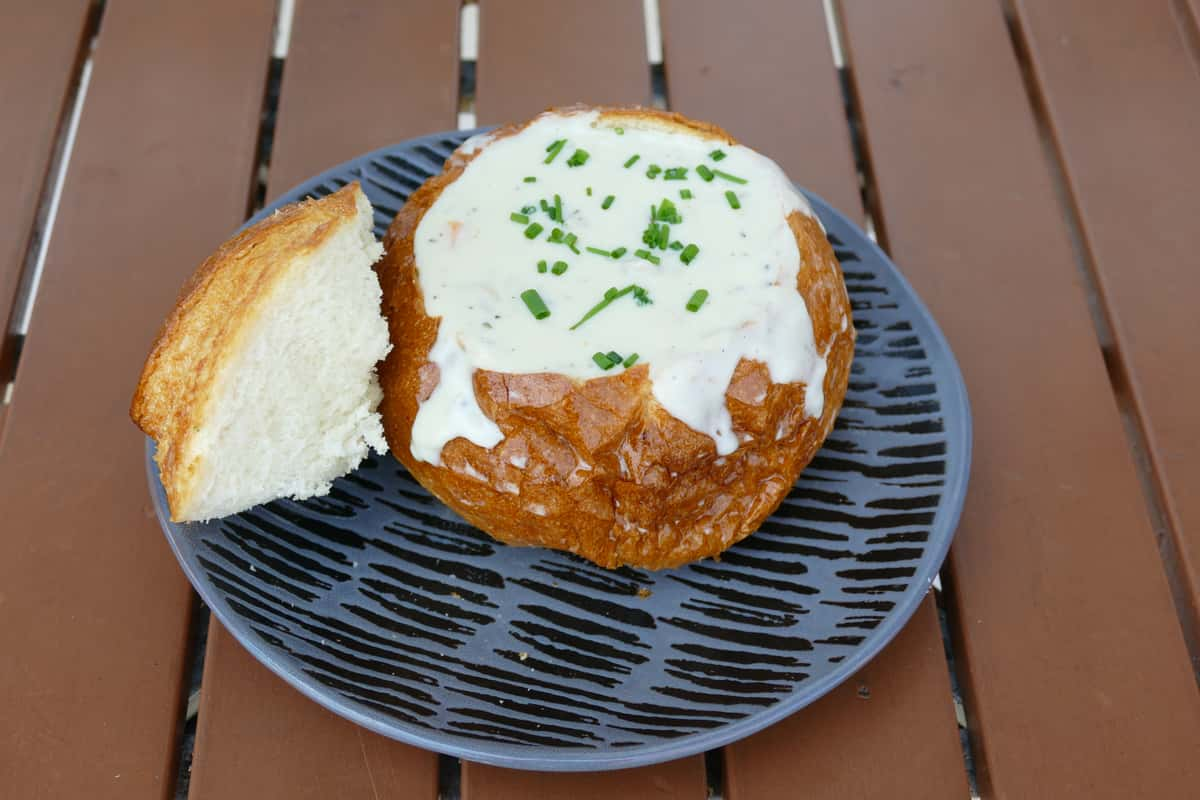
680 243 700 264
713 169 747 184
537 259 548 273
570 284 651 330
548 227 565 243
524 176 537 183
566 149 590 167
586 186 593 196
592 352 615 370
664 167 688 180
610 246 628 259
586 246 612 257
725 190 741 209
540 198 551 213
622 352 639 367
680 188 693 199
697 164 715 182
565 233 580 254
524 222 544 238
551 260 569 275
634 249 661 265
624 154 641 168
521 204 536 214
554 194 563 223
657 224 670 250
686 289 709 312
709 149 727 161
669 240 684 251
655 198 681 223
645 164 662 179
602 195 615 210
615 127 625 135
521 289 551 319
544 139 567 163
606 350 623 364
510 212 529 224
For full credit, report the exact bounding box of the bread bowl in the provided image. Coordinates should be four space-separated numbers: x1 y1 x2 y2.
131 183 391 522
377 106 855 569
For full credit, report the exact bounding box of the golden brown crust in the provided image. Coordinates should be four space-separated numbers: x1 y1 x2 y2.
130 183 365 521
377 107 854 569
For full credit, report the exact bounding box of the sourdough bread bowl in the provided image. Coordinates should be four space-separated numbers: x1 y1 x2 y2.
131 183 390 522
377 106 855 569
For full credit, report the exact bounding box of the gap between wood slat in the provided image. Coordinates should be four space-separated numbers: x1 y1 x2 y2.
458 0 478 130
1 1 104 414
827 1 982 793
1001 0 1200 680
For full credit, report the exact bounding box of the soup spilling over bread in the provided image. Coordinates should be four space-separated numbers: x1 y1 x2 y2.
377 107 855 569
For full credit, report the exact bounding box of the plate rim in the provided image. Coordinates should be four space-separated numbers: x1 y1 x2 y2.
148 129 973 771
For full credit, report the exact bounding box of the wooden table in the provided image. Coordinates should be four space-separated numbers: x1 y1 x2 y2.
3 1 1199 797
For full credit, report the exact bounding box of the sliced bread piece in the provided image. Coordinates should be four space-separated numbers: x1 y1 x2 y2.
131 182 390 522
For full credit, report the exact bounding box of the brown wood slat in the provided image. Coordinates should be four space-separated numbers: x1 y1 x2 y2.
266 0 461 197
0 2 276 798
189 624 438 800
838 0 1200 796
660 0 862 219
461 757 705 800
0 1 91 381
660 3 967 797
1013 0 1200 646
474 0 649 124
185 3 458 798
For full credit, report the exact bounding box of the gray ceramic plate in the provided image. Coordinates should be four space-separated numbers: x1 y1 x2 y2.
148 130 971 771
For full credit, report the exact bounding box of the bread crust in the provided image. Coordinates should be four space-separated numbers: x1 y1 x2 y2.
377 107 855 569
131 183 366 521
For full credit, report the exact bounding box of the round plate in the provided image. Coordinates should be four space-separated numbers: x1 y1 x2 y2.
148 130 971 771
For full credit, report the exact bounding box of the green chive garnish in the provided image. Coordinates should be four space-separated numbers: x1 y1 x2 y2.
540 198 551 213
521 204 536 214
602 195 615 210
571 284 652 330
565 233 580 254
586 246 611 257
622 352 639 367
664 167 688 180
615 127 625 135
624 154 640 168
680 243 700 264
709 149 727 161
697 164 715 182
510 212 529 224
566 149 590 167
586 186 593 196
592 352 615 370
524 176 537 183
635 249 661 265
680 189 693 199
554 194 563 223
606 350 623 364
524 222 544 239
725 190 741 209
657 224 670 250
610 247 627 259
669 241 684 251
549 227 565 243
646 164 662 179
521 289 551 319
686 289 709 312
551 260 569 275
544 139 567 164
537 260 548 273
713 169 747 184
655 198 681 223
